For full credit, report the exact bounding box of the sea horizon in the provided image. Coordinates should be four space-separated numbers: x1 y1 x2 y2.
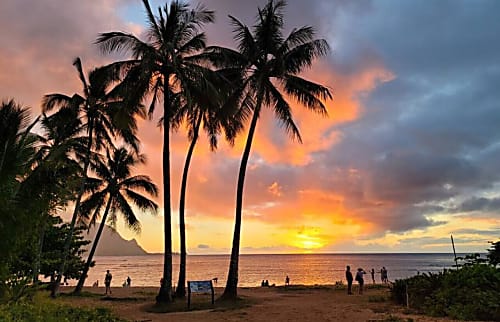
72 253 478 288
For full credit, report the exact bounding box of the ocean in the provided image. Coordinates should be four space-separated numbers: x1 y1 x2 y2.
76 253 462 288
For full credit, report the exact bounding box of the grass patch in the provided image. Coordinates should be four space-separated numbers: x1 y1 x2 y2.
0 293 125 322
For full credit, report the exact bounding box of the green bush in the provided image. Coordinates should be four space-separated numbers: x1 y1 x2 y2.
390 265 500 321
0 299 125 322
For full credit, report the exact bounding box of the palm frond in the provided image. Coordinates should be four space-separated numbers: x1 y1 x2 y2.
282 39 330 74
267 80 302 143
229 15 257 59
122 175 158 197
113 193 141 233
41 94 74 112
284 75 331 115
123 189 158 213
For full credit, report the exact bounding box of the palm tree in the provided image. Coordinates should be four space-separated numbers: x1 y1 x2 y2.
173 69 244 297
205 0 332 299
96 0 215 303
27 110 84 283
74 147 158 294
42 58 144 297
0 100 38 273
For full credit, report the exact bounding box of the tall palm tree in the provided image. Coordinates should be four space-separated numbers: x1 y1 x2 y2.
42 58 144 297
96 0 215 303
205 0 332 299
173 69 244 297
74 147 158 294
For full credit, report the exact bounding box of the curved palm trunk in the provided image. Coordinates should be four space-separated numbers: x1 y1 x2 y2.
175 113 203 298
220 94 263 300
74 197 113 294
51 123 93 298
157 80 173 303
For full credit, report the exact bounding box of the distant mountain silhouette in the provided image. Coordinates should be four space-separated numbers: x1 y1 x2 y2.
84 224 149 256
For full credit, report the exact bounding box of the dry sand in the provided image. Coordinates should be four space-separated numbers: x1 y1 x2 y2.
59 285 460 322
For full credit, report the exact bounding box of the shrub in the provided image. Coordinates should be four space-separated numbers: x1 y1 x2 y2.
0 299 125 322
390 265 500 321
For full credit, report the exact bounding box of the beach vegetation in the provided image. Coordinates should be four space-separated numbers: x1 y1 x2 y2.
42 57 144 297
391 264 500 320
95 0 216 303
0 295 125 322
203 0 332 300
11 216 91 283
0 100 90 303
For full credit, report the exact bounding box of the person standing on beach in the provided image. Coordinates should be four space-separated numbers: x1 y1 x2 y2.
370 268 375 284
345 265 353 295
285 275 290 286
104 270 112 295
355 268 366 294
381 267 388 283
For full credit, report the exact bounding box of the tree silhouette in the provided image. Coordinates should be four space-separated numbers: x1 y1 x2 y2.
74 147 158 294
96 0 215 303
205 0 332 299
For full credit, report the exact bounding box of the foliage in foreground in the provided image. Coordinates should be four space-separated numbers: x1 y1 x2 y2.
0 298 125 322
391 264 500 321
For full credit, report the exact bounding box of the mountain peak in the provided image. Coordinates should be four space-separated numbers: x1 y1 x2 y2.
85 225 149 256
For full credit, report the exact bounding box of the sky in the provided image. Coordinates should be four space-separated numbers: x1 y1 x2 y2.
1 0 500 254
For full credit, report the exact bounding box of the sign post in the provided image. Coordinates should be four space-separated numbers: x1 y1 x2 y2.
187 280 214 309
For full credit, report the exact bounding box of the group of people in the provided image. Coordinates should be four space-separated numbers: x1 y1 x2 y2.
95 270 132 295
260 279 276 287
345 266 389 295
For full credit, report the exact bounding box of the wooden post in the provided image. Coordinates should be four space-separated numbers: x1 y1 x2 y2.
210 281 214 306
187 281 191 309
405 283 409 309
451 234 459 269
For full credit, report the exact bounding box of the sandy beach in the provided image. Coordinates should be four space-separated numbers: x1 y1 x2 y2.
58 285 460 322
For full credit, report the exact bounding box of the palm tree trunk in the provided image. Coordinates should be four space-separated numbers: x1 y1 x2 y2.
33 217 46 284
220 94 264 300
175 113 202 298
157 79 173 303
74 197 113 294
51 123 94 298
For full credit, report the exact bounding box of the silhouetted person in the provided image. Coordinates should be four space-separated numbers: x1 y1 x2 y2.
345 265 353 295
381 267 388 283
127 276 131 287
371 268 375 284
265 279 269 287
355 268 366 294
285 275 290 286
261 280 265 287
104 270 112 295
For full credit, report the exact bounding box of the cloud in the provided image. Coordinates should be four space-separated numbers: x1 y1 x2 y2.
455 197 500 213
2 0 500 253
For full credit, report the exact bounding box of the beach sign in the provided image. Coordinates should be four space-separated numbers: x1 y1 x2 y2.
187 280 214 309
